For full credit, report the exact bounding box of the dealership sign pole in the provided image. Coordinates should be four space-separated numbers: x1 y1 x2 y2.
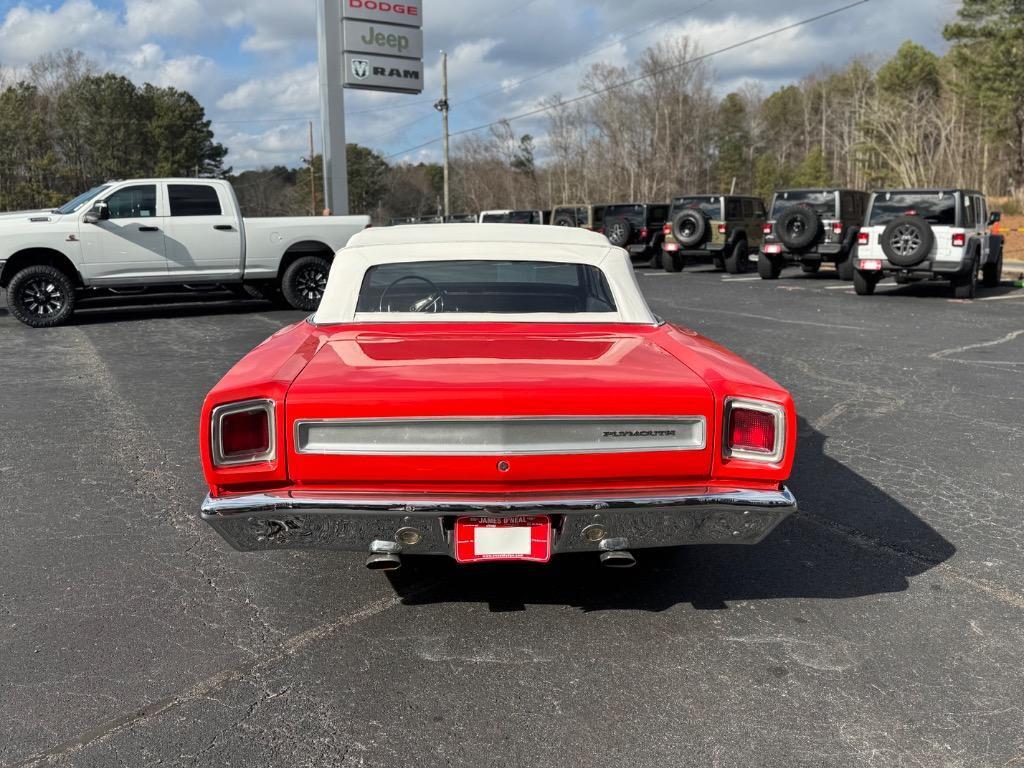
317 0 349 215
318 1 424 216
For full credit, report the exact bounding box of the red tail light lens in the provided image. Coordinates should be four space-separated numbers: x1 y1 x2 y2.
212 400 276 466
857 231 869 246
724 399 784 463
952 232 966 248
718 224 727 235
663 223 672 235
832 222 844 235
640 226 649 240
763 224 772 235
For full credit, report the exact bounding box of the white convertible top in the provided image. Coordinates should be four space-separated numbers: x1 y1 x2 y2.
313 224 658 325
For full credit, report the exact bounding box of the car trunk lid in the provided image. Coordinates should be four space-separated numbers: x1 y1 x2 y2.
284 327 715 492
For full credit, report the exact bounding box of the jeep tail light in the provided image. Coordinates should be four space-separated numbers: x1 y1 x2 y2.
857 232 869 246
762 224 772 235
832 222 844 235
663 223 672 236
640 226 649 240
718 223 727 235
724 399 784 463
212 400 276 467
952 232 966 248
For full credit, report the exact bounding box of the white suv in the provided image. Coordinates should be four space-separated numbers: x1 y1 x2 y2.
853 189 1004 298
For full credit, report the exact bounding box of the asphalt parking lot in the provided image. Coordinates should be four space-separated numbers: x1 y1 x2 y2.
1 265 1022 767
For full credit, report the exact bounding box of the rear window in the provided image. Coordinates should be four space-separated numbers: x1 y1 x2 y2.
357 260 617 315
772 191 837 218
169 184 222 216
671 196 722 218
868 192 957 227
647 205 669 224
480 213 506 223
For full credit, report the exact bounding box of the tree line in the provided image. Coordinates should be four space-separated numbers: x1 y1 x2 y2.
2 0 1020 218
0 51 227 212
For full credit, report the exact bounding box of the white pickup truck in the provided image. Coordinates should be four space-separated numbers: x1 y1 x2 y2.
0 178 369 327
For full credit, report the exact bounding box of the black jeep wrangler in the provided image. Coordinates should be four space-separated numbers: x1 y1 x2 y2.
601 203 670 265
760 189 870 280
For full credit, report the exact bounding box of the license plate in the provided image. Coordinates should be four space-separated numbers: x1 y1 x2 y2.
454 516 552 563
764 244 783 254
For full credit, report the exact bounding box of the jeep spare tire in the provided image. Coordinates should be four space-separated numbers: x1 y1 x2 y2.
775 206 821 250
605 218 631 247
880 216 934 267
671 210 707 248
554 215 575 227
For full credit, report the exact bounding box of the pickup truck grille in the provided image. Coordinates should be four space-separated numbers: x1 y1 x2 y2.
294 417 706 456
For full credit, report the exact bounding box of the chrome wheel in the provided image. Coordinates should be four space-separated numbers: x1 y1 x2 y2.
20 278 65 317
295 266 327 302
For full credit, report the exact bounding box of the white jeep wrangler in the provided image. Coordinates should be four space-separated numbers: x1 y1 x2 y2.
853 189 1003 299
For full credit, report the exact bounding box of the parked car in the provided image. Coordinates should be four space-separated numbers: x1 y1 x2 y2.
444 214 477 223
852 189 1003 298
759 189 870 280
478 210 551 224
199 224 798 570
389 217 419 225
551 204 606 230
0 178 369 327
662 194 767 274
600 203 670 266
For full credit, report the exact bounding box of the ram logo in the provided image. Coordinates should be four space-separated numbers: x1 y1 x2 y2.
351 59 370 80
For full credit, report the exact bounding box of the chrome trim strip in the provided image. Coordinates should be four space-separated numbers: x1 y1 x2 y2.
202 486 795 516
722 398 786 464
293 416 707 456
211 399 277 467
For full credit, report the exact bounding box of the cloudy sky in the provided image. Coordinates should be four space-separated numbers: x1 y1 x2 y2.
0 0 961 170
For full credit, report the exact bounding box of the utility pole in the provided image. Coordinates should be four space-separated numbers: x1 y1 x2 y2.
434 51 451 218
308 121 317 216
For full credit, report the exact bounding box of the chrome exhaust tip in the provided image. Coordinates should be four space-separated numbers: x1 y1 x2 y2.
599 550 636 568
366 552 402 571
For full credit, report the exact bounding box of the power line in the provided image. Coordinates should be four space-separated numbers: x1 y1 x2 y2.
385 0 872 160
368 0 719 149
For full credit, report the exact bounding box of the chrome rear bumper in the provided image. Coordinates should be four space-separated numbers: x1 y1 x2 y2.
200 487 797 556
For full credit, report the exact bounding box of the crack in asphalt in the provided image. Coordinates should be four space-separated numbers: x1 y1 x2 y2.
7 580 443 768
930 329 1024 367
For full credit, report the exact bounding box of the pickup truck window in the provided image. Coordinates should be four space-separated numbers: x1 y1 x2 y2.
105 185 157 219
55 185 112 215
169 184 222 216
357 260 617 314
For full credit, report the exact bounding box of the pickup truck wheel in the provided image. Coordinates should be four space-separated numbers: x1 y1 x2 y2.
853 270 878 296
836 252 854 281
724 240 748 274
7 265 76 328
662 252 683 273
281 256 331 311
757 252 782 280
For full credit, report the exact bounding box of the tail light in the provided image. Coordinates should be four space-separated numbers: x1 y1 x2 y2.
832 222 844 235
724 398 784 463
212 399 276 467
640 226 649 240
718 223 727 235
663 223 672 236
952 232 966 248
762 224 772 235
857 232 869 246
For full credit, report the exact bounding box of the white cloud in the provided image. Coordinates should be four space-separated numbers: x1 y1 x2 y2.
0 0 134 66
217 63 318 112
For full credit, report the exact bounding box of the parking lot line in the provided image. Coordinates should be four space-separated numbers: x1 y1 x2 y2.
979 292 1024 301
721 276 762 282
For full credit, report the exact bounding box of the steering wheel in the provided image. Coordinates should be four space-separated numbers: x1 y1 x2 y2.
378 275 447 313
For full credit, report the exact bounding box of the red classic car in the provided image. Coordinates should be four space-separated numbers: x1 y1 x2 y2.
199 225 797 569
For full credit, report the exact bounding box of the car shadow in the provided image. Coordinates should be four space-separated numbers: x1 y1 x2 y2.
385 419 955 612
